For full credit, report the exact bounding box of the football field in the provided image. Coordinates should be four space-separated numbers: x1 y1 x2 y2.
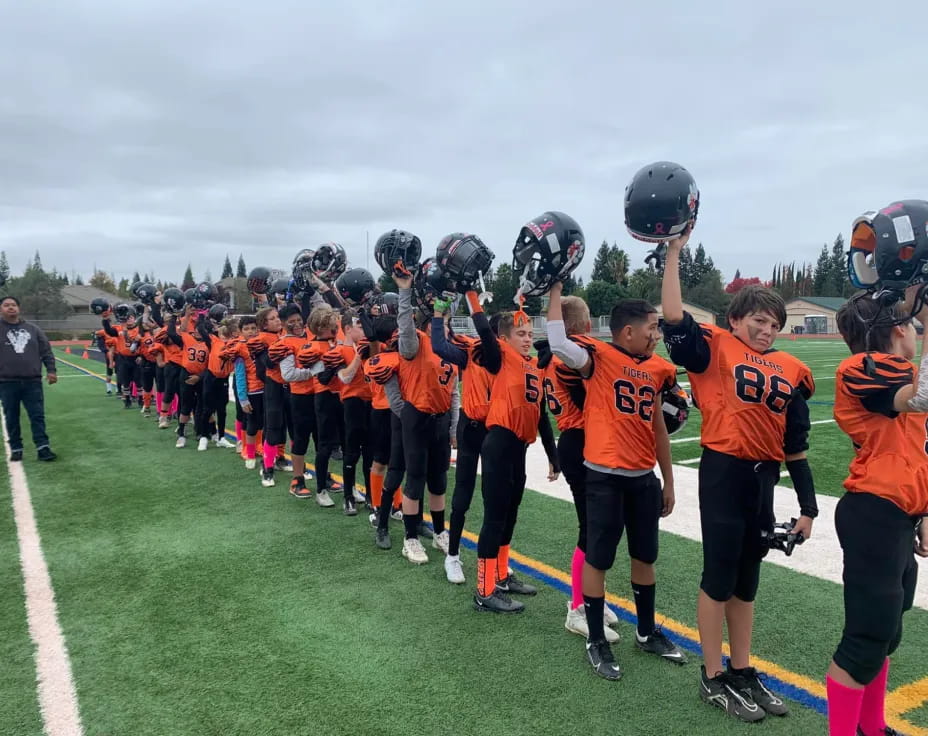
3 340 928 736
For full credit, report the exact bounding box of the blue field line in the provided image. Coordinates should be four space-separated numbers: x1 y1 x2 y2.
57 353 829 717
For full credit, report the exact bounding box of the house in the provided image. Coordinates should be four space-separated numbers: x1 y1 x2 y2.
783 296 846 334
60 285 121 314
655 301 717 327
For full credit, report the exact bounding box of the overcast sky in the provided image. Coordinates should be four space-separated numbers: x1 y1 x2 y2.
2 0 926 287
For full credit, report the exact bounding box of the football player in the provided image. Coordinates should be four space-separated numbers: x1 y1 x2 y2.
227 316 265 470
548 280 685 679
166 305 212 448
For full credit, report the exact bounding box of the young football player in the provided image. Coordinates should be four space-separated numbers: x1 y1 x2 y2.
201 319 236 451
547 280 684 679
826 291 928 736
227 315 264 470
469 292 559 613
661 229 817 722
166 305 212 448
101 305 140 410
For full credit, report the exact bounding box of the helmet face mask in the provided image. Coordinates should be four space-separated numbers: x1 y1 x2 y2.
246 266 273 295
374 230 422 274
436 233 494 292
512 211 586 298
113 303 132 323
869 201 928 293
661 382 690 435
312 242 348 283
371 291 399 315
624 161 699 243
291 249 316 291
136 283 157 306
90 297 110 316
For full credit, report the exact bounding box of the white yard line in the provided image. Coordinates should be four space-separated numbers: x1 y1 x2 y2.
520 440 928 610
2 412 84 736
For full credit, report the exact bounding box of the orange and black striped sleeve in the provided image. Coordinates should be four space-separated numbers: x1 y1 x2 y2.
841 355 914 417
365 355 396 385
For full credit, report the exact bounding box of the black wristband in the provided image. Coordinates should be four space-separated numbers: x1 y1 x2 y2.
786 458 818 519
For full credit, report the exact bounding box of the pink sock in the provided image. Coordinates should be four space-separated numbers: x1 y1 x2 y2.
156 392 163 411
171 396 179 415
263 442 276 470
827 675 865 736
235 421 244 442
859 659 890 735
246 442 256 460
131 383 138 398
571 547 585 610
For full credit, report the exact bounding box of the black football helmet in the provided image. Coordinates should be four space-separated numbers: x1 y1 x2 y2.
183 287 197 307
851 201 928 292
435 233 494 292
246 266 272 295
89 297 110 316
129 281 143 298
113 303 133 323
162 287 185 314
413 259 456 317
270 278 292 299
208 303 228 323
374 230 422 275
661 382 690 435
191 281 216 308
132 302 145 317
312 242 348 282
624 161 699 243
512 211 586 299
335 268 376 306
136 283 157 306
291 249 316 291
371 291 399 315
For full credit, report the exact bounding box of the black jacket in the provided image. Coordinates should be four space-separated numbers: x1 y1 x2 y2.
0 319 56 380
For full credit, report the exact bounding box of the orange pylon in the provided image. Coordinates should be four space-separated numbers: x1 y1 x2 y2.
81 350 89 359
64 346 72 354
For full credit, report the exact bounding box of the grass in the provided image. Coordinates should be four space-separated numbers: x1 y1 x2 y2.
0 344 925 735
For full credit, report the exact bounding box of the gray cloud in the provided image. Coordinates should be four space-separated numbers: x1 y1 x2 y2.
2 0 927 286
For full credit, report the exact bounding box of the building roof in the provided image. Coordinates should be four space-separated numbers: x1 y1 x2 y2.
786 296 846 312
656 300 717 318
60 284 120 307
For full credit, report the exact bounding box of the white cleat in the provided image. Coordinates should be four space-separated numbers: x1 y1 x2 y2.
315 490 335 508
175 436 186 449
244 458 257 470
215 437 236 449
402 538 428 565
352 489 366 504
444 554 465 584
390 509 403 522
197 437 209 452
604 603 619 628
565 602 619 643
158 416 170 429
432 530 450 555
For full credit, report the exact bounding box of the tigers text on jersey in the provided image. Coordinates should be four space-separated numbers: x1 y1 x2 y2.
398 329 455 415
482 340 543 444
835 353 928 516
576 337 676 471
451 334 493 422
687 324 814 462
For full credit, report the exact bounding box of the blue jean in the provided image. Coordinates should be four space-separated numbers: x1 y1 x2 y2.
0 379 49 452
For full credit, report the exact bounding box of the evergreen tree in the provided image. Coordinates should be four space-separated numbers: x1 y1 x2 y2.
74 274 84 286
691 243 714 285
0 251 9 283
32 251 43 272
812 244 831 296
236 254 247 278
182 265 196 291
678 245 695 288
734 268 741 281
89 271 117 294
829 234 849 297
132 271 141 284
221 254 234 280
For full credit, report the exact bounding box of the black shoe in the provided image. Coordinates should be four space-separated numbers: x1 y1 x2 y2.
10 449 23 462
699 666 765 723
275 458 293 472
327 475 343 493
375 528 392 550
417 521 434 540
37 447 57 462
586 639 623 681
332 448 343 461
496 572 537 596
473 590 525 614
728 665 788 716
344 498 358 516
635 627 687 665
858 727 908 735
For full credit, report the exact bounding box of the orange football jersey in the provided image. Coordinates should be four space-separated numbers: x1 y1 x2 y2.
138 332 158 362
834 353 928 516
482 340 544 444
297 339 339 394
545 355 585 433
272 335 315 395
580 340 676 470
364 350 400 410
255 331 284 384
179 332 209 375
451 334 493 423
207 337 234 379
686 324 814 462
111 325 139 357
332 344 372 401
398 330 455 415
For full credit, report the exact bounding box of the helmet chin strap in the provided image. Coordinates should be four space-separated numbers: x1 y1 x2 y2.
854 282 928 375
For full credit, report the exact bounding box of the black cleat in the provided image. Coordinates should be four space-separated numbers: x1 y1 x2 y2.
344 498 358 516
10 449 23 462
728 665 788 716
375 528 392 550
635 627 687 665
858 728 908 735
496 572 537 596
700 666 765 723
473 590 525 614
586 639 623 681
37 447 57 462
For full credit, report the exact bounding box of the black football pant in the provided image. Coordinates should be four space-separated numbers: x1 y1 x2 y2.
558 428 587 552
400 403 450 503
314 391 341 492
263 379 291 448
377 412 406 530
199 373 229 439
342 397 373 502
476 426 527 560
448 409 487 557
289 392 316 456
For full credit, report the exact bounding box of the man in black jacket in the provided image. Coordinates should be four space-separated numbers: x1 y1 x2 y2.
0 296 57 461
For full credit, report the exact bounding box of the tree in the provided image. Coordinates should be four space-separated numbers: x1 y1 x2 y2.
585 280 626 318
591 241 630 285
829 233 850 298
0 251 9 284
131 271 141 285
684 268 729 319
626 268 662 305
678 245 695 288
377 272 397 295
236 254 247 279
725 276 763 294
32 251 43 271
89 270 117 294
4 260 70 318
221 254 234 280
733 268 741 281
117 278 131 299
812 244 830 296
74 274 84 286
691 243 714 286
487 263 517 314
181 264 195 291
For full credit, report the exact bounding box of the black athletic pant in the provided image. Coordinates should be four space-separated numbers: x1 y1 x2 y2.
558 428 587 551
140 359 156 393
378 412 407 529
314 390 342 492
245 392 265 436
162 362 181 410
476 426 527 560
263 379 291 447
179 370 207 437
448 409 487 557
400 403 451 502
343 397 373 501
290 392 316 456
155 364 165 394
115 355 135 399
833 492 919 685
201 373 229 439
